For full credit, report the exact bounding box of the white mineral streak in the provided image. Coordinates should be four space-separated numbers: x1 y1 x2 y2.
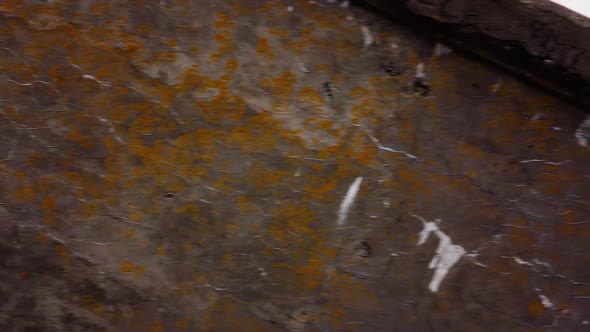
539 294 556 309
416 62 426 79
414 215 466 292
297 62 311 73
536 288 557 309
575 115 590 148
433 43 452 57
337 177 363 225
361 26 373 47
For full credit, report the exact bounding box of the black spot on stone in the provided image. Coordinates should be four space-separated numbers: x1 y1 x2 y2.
359 241 373 258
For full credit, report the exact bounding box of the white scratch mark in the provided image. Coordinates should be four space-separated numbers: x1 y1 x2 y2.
582 320 589 325
412 214 466 293
287 5 294 12
491 79 503 92
366 133 418 159
361 26 373 47
433 43 452 57
390 251 407 257
575 115 590 148
341 1 349 7
98 117 125 144
465 251 488 267
82 74 112 87
509 256 535 266
297 62 311 73
536 289 556 309
337 177 363 225
7 80 33 86
415 62 426 79
520 159 571 166
294 167 302 177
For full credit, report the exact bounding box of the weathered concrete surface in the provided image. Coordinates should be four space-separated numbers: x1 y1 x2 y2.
0 0 589 331
360 0 590 106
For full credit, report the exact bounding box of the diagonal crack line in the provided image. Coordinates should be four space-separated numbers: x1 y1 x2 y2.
366 132 418 159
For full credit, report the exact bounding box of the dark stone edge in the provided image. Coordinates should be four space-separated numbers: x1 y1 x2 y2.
356 0 590 107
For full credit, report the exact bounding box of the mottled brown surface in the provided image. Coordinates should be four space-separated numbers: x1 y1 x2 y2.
0 0 589 331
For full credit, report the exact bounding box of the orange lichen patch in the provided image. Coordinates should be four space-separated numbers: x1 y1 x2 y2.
176 65 205 92
35 233 49 244
175 316 192 330
200 299 275 332
166 39 178 48
125 229 135 238
324 247 338 259
245 168 292 192
80 295 104 314
148 320 165 332
119 260 145 279
350 98 388 127
508 227 536 247
12 184 36 203
213 30 234 55
175 204 200 217
55 243 68 260
314 63 331 73
334 40 357 56
214 12 236 29
325 272 381 322
152 51 177 63
349 86 372 98
161 176 184 192
527 300 545 316
293 260 324 291
129 211 144 221
90 3 111 16
225 58 238 72
496 80 526 100
67 127 95 149
42 215 57 225
256 37 274 60
353 144 378 167
261 71 296 98
198 94 246 124
283 38 313 55
297 86 327 108
13 169 28 181
557 223 576 235
508 270 530 289
303 177 339 201
267 27 290 38
176 283 198 297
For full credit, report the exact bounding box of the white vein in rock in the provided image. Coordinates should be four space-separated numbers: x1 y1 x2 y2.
361 26 373 47
337 177 363 225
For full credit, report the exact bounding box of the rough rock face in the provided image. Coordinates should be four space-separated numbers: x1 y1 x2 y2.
0 0 589 331
361 0 590 106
